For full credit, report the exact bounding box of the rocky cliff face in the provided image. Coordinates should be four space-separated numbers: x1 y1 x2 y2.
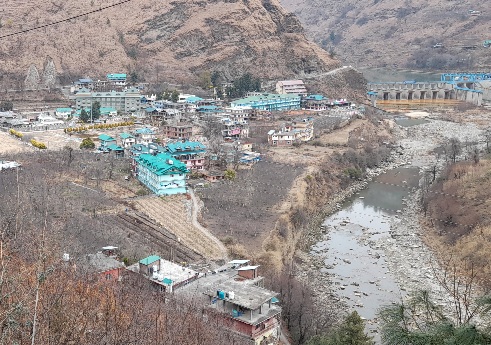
0 0 338 89
280 0 491 70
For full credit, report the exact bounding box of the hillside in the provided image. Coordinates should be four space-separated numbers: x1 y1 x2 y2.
0 0 339 89
280 0 491 70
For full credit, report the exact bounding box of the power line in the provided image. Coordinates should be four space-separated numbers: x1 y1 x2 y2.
0 0 133 40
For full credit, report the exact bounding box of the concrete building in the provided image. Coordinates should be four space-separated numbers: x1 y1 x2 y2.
187 260 281 345
134 127 156 145
163 123 193 139
267 117 314 146
128 255 198 293
275 80 307 95
166 141 206 170
134 153 189 195
119 132 136 149
231 93 301 111
221 118 249 140
73 87 141 113
55 107 73 119
107 73 127 87
98 134 117 152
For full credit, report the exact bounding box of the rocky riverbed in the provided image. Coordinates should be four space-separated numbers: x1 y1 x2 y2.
298 117 486 340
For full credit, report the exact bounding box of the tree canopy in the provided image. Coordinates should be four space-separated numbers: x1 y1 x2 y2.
307 311 374 345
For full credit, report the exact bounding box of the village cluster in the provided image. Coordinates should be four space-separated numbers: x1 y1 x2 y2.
0 73 364 345
1 73 360 195
85 247 281 345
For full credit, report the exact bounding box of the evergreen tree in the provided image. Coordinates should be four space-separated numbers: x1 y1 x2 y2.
171 90 179 103
92 101 101 120
307 311 373 345
79 108 90 123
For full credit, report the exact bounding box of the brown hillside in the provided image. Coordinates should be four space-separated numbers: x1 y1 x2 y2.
0 0 339 88
280 0 491 70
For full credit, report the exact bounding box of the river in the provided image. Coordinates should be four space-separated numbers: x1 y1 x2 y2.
311 166 420 338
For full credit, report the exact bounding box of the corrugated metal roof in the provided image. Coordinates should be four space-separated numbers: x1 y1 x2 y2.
120 132 134 139
136 153 189 176
166 141 206 154
139 255 161 265
98 134 115 141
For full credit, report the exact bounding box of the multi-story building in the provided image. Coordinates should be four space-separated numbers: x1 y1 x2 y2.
201 262 281 345
163 123 193 139
73 87 141 113
107 73 127 87
166 141 206 170
231 93 301 111
134 153 189 195
120 132 136 149
221 118 249 140
275 80 308 95
267 117 314 146
134 127 156 145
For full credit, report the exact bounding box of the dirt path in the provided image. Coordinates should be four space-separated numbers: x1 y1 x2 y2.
188 189 228 261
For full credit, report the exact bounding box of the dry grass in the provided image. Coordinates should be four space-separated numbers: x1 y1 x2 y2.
423 159 491 286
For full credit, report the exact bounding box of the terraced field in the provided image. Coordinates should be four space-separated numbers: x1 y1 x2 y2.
131 196 224 260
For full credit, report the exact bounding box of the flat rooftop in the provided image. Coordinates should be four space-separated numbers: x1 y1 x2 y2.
203 278 277 310
128 259 197 287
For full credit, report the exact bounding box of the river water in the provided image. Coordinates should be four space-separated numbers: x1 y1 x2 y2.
311 166 420 337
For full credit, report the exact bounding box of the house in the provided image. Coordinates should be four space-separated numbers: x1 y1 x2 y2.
134 127 156 145
200 262 281 345
128 255 198 293
221 118 249 140
134 153 189 195
55 107 73 119
138 255 161 276
98 134 117 151
100 107 118 117
275 80 307 95
231 93 301 111
107 73 127 87
203 171 225 182
85 250 125 281
166 141 206 170
163 123 193 139
120 132 136 149
267 117 314 146
302 94 329 111
107 144 125 157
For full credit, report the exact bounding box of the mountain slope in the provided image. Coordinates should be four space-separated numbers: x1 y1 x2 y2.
280 0 491 70
0 0 339 88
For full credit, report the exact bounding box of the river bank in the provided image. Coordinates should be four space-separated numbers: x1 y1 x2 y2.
296 116 487 340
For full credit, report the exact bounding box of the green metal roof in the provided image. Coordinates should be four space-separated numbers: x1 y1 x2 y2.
56 107 73 112
107 144 124 151
136 153 189 176
107 73 127 80
139 255 161 265
162 278 173 285
98 134 115 141
120 132 134 139
166 141 206 154
233 93 300 104
100 107 117 114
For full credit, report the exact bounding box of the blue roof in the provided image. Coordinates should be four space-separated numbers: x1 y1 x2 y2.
107 73 127 80
120 132 134 139
185 96 203 103
136 153 189 176
56 108 73 113
145 107 157 113
100 107 117 114
78 78 93 83
107 144 124 151
135 127 155 135
305 94 326 101
162 278 173 285
98 134 115 142
166 141 206 154
130 144 150 155
139 255 161 265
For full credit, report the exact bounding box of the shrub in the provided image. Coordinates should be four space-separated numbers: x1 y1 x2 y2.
80 138 95 150
30 139 47 149
9 129 23 138
224 169 236 180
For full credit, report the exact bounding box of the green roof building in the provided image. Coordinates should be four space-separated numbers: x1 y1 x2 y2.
231 93 301 111
135 153 189 195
